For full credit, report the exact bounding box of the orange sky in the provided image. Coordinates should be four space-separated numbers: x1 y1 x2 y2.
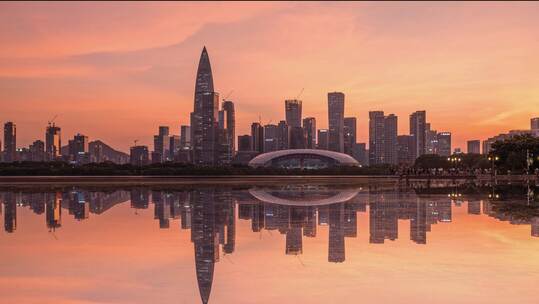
1 2 538 152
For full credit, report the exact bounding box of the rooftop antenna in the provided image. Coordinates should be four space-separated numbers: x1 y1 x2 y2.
296 88 304 99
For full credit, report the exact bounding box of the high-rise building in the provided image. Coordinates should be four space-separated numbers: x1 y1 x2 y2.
467 140 481 154
352 143 368 166
251 122 264 153
343 117 357 156
289 126 305 149
68 133 89 163
221 100 236 154
425 123 438 154
191 47 217 165
397 135 414 165
130 145 149 166
180 125 191 149
317 129 329 150
531 117 539 137
199 92 220 165
369 111 385 165
384 114 398 165
237 135 252 152
328 92 345 153
285 99 302 128
29 140 45 162
153 126 170 163
437 132 452 157
410 110 426 160
302 117 316 149
3 122 16 163
45 123 61 161
169 135 181 160
263 124 279 152
277 120 289 150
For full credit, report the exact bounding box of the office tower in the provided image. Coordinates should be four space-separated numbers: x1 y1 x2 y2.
251 122 264 153
191 47 217 165
68 133 89 163
369 111 385 165
317 129 329 150
277 120 289 150
130 145 149 166
531 117 539 137
352 143 368 166
302 117 316 149
3 122 16 162
29 140 45 162
467 140 481 154
384 114 398 165
425 123 438 154
221 100 235 153
289 126 305 149
180 125 191 148
237 135 252 152
263 124 279 152
397 135 414 165
169 135 181 160
91 141 104 163
328 92 345 152
437 132 452 157
343 117 357 156
199 92 220 165
410 110 426 160
45 123 61 161
285 99 302 128
153 126 170 163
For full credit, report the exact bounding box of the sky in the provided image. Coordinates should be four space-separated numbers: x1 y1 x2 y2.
1 1 538 152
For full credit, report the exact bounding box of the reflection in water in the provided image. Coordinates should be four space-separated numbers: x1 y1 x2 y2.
1 182 538 303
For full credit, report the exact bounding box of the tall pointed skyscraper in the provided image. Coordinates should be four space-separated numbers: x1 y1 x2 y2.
191 47 219 165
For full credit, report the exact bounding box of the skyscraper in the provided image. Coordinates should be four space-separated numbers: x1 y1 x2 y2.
153 126 170 163
532 117 539 137
317 129 329 150
221 100 236 154
45 123 61 161
437 132 452 157
467 140 481 154
302 117 316 149
29 140 45 162
263 124 279 152
130 145 149 166
285 99 302 128
369 111 385 165
384 114 398 165
285 99 304 149
191 47 217 165
3 122 16 163
343 117 357 156
328 92 345 153
251 122 264 153
277 120 289 150
180 125 191 149
425 123 438 154
397 135 414 165
410 111 426 160
237 135 252 152
68 133 89 163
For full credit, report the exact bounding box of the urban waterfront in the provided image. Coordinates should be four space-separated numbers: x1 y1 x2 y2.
1 180 538 303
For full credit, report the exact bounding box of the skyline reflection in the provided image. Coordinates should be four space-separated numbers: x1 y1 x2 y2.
1 182 538 303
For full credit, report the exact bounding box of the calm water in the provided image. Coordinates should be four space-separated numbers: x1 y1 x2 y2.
1 180 539 304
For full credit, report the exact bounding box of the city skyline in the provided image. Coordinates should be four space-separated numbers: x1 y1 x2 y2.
1 2 539 152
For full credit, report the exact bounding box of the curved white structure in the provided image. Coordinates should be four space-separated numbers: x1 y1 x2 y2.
249 187 360 206
248 149 359 168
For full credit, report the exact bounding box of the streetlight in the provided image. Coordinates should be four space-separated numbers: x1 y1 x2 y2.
487 155 499 177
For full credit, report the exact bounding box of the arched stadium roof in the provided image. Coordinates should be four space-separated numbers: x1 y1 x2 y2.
248 149 359 168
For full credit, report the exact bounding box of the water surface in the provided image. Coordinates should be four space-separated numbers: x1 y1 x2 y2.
1 180 538 304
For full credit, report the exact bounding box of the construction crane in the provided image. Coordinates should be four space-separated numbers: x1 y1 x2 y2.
223 90 234 101
296 88 304 99
48 114 58 126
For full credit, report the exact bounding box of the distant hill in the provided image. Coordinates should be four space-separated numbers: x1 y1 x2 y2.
61 140 129 164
